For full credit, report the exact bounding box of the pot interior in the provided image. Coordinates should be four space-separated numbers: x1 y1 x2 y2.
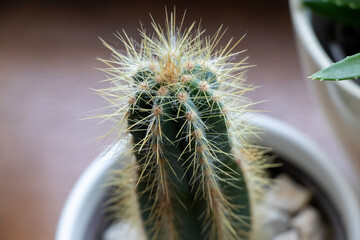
311 13 360 85
270 154 346 240
83 154 347 240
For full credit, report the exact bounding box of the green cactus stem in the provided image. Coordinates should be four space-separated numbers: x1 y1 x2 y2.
127 64 252 239
96 11 269 240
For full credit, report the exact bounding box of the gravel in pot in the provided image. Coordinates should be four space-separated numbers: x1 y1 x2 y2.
82 154 346 240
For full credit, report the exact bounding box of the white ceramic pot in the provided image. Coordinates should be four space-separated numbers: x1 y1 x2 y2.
55 115 360 240
289 0 360 173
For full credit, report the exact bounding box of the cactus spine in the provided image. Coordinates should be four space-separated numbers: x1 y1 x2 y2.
97 11 268 240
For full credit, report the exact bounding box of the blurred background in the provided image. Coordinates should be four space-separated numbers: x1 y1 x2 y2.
0 0 354 239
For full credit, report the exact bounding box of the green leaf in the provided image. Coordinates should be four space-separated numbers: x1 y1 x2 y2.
331 0 360 9
310 52 360 80
303 0 360 29
304 0 360 10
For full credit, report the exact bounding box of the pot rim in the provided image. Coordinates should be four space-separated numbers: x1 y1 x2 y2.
55 144 121 240
55 114 360 240
288 0 360 100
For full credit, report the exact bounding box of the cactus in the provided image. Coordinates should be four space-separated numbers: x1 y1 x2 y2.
97 11 269 240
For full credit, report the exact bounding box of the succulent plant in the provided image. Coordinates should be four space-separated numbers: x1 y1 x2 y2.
97 11 269 240
303 0 360 30
310 52 360 80
303 0 360 80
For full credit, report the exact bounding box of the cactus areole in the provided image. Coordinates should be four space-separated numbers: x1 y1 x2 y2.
98 11 267 240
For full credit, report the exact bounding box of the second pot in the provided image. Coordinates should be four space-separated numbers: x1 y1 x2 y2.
289 0 360 175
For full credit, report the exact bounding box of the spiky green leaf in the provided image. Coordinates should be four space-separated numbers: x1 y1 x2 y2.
310 52 360 80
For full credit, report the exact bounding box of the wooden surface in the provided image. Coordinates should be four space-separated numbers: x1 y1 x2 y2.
0 1 356 239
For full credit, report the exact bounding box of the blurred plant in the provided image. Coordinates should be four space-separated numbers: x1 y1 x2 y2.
303 0 360 80
303 0 360 29
96 11 270 240
310 52 360 80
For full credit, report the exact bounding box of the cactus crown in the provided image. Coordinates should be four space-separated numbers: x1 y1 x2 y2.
97 10 269 240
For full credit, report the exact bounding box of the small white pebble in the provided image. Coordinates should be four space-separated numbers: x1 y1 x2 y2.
265 174 311 214
273 229 300 240
103 221 145 240
291 206 324 240
258 205 291 239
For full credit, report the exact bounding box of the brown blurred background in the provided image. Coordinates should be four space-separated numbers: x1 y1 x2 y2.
0 0 354 239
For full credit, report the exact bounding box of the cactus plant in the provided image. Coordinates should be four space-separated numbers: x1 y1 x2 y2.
96 11 269 240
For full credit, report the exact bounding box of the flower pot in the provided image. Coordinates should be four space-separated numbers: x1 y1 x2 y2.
55 114 360 240
288 0 360 174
